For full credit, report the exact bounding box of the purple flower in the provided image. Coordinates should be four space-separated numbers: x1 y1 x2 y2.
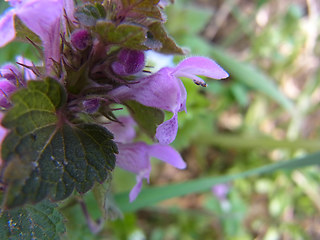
212 183 230 201
0 112 8 167
83 99 100 114
15 56 37 81
0 63 23 86
111 49 145 76
71 29 92 50
0 0 74 73
0 78 17 108
106 116 137 144
107 116 186 202
110 56 229 144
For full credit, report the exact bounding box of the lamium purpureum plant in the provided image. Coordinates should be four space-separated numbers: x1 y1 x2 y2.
0 0 228 237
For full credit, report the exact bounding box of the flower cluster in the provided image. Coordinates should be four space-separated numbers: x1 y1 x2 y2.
0 0 228 204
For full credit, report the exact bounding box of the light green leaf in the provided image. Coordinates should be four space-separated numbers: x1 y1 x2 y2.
125 100 164 138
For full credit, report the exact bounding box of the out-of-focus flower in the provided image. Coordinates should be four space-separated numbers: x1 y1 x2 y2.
0 0 75 72
212 183 230 201
110 56 229 144
107 116 186 202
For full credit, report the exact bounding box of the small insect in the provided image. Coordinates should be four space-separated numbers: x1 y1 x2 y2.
193 79 207 87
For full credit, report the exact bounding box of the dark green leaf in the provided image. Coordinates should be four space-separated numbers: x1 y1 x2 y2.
95 21 148 49
148 22 186 54
65 62 89 94
0 200 65 240
1 79 117 209
125 100 164 138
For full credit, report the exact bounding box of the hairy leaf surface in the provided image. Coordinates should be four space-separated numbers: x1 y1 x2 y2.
118 0 163 21
0 200 65 240
1 78 117 209
148 22 186 54
95 21 148 50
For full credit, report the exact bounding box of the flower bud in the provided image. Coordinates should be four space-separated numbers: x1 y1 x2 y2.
0 78 17 108
71 29 92 50
111 49 145 76
83 99 100 113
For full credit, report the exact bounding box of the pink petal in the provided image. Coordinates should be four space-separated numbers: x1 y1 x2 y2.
15 0 63 38
63 0 75 22
15 0 64 72
16 56 37 80
116 142 151 175
42 18 61 71
129 177 143 202
116 141 186 201
0 10 15 47
155 113 178 144
148 144 186 169
110 68 182 113
106 116 136 143
174 56 229 80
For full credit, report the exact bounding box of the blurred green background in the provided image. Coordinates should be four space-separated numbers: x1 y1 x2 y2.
2 0 320 239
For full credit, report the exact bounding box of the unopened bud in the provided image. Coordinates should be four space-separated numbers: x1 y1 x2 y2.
71 29 92 50
83 99 100 113
111 49 145 76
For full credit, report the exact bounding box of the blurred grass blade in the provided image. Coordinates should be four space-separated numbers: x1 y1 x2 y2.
209 45 295 115
115 151 320 212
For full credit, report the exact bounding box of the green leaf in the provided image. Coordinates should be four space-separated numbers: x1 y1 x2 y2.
65 62 89 94
114 151 320 212
95 21 148 50
74 3 106 26
125 100 164 138
92 182 122 220
1 78 117 209
0 200 65 240
14 16 41 45
148 22 186 54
